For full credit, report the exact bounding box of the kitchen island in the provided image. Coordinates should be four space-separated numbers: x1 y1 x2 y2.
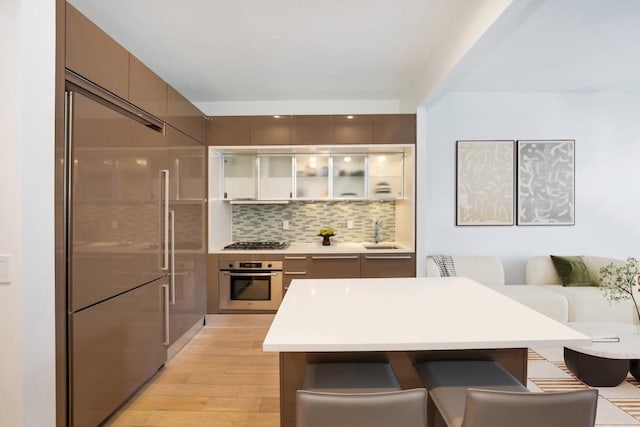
263 277 589 427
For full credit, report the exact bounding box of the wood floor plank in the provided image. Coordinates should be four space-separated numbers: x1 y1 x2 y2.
105 315 279 427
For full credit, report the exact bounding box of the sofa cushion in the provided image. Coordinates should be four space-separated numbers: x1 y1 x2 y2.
426 256 505 286
526 256 626 285
550 255 598 287
492 285 569 322
541 285 637 323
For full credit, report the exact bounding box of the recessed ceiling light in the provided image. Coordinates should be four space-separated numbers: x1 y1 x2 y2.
346 115 354 119
273 115 281 118
344 156 351 162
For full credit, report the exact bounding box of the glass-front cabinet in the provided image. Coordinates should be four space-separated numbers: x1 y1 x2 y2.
369 153 404 199
259 155 293 199
223 155 256 199
332 154 366 198
295 155 329 199
219 151 406 201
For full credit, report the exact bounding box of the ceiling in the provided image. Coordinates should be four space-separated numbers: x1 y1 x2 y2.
445 0 640 93
68 0 468 106
67 0 640 115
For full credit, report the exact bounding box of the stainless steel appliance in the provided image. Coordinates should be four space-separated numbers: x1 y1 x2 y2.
219 260 284 310
223 241 289 250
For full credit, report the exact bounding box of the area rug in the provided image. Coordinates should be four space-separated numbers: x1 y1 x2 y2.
528 347 640 426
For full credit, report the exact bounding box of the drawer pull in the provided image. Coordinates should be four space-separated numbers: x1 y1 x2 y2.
312 256 359 260
364 256 412 260
284 256 307 260
285 271 307 275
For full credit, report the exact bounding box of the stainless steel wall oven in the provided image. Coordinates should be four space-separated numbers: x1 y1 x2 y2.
219 260 283 310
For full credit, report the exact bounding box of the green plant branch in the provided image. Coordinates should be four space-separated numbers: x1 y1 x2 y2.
600 257 640 323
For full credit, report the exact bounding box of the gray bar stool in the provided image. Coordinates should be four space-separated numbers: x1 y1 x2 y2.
415 360 597 427
296 362 427 427
461 388 598 427
303 362 402 392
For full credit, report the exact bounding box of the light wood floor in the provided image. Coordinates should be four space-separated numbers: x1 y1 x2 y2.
105 315 279 427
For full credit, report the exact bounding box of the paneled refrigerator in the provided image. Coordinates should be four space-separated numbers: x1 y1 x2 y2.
64 74 171 427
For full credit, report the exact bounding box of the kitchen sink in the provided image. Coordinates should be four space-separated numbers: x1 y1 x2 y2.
363 244 399 250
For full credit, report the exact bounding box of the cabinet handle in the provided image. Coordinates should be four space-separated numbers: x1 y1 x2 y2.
284 256 307 260
162 284 170 346
222 272 279 277
312 256 359 260
161 169 169 271
64 91 74 264
364 256 412 260
284 271 307 275
169 210 176 305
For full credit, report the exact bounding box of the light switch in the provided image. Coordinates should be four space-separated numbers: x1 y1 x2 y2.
283 220 289 230
347 220 354 229
0 255 12 284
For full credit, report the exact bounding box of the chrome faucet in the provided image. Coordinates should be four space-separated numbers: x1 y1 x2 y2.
374 220 383 243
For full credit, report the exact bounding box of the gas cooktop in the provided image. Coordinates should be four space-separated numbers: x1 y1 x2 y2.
223 241 290 250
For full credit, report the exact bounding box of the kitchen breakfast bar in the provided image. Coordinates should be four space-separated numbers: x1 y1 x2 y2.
263 277 590 427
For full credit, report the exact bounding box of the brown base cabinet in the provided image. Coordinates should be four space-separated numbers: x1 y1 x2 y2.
283 255 309 293
360 253 416 278
209 252 416 313
309 255 361 279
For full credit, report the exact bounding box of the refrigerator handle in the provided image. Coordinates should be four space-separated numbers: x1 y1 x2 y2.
162 284 170 346
161 169 170 270
169 210 176 305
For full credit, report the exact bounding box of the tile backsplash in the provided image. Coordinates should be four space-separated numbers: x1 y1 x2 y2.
231 200 396 243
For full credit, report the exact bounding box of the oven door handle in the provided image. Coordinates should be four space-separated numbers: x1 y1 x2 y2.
222 272 280 277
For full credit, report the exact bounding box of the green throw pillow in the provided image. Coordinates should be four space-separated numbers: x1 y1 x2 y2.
550 255 598 287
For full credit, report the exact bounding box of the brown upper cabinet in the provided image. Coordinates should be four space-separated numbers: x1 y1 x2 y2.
331 115 375 144
167 86 206 144
206 114 416 146
291 116 332 145
250 116 292 145
129 56 167 121
65 4 130 100
373 114 417 144
207 116 251 146
66 3 204 137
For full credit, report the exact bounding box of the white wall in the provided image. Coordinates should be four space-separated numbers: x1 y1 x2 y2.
21 0 57 425
418 91 640 283
0 0 56 425
0 0 25 424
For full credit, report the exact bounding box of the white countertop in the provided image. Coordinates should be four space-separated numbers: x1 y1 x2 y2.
566 322 640 359
211 241 414 254
263 277 590 352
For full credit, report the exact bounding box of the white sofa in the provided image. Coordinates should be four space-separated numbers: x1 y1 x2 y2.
526 255 635 324
426 255 636 324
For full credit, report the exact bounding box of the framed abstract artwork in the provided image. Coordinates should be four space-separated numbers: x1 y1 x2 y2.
516 140 575 225
456 140 515 226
